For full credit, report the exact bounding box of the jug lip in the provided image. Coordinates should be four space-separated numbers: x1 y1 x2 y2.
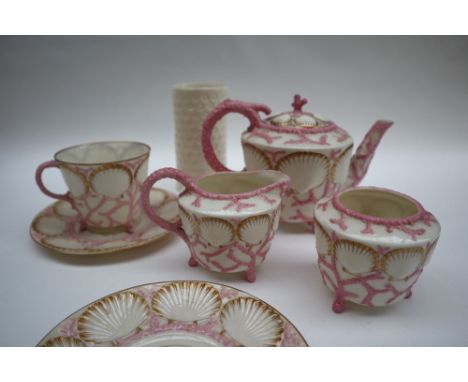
331 186 427 226
183 170 290 201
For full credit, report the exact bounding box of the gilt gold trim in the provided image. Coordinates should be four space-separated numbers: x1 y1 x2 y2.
40 336 87 347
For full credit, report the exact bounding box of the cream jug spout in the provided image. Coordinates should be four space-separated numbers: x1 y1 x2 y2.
344 120 393 188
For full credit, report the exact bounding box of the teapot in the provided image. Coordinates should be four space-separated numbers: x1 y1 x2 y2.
202 95 393 230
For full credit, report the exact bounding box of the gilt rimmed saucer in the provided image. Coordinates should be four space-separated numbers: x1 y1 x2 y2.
38 280 308 347
30 188 177 255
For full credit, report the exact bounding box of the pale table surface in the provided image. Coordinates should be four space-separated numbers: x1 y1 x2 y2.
1 36 467 346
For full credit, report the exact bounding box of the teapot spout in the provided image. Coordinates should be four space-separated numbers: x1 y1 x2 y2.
344 120 393 188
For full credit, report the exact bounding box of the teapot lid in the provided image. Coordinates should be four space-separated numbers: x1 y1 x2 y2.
266 95 331 129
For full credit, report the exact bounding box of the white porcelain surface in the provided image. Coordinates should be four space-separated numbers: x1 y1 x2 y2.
30 188 177 255
314 187 441 309
38 281 307 347
176 171 287 276
78 292 149 343
220 297 284 346
152 281 222 322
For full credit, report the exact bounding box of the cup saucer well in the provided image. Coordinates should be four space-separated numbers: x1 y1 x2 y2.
30 187 178 255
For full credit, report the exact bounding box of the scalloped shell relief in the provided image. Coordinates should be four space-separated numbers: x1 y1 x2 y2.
335 240 378 275
276 152 329 193
90 165 132 197
242 142 272 171
152 281 222 322
238 214 271 245
221 297 284 346
77 292 149 343
382 248 424 280
198 217 235 247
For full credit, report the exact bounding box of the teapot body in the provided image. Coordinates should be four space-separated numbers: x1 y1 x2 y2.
241 125 353 226
202 95 392 229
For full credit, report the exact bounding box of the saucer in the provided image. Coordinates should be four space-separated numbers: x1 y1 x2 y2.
38 280 308 347
30 187 178 255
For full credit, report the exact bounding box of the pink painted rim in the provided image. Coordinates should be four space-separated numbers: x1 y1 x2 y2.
332 186 426 226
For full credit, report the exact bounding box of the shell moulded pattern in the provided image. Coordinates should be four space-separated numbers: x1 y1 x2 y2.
176 174 285 282
313 188 441 312
241 140 353 226
238 95 354 226
38 281 307 347
30 188 177 255
58 154 149 230
201 95 393 228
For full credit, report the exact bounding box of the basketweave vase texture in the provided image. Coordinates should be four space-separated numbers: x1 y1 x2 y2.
173 83 228 179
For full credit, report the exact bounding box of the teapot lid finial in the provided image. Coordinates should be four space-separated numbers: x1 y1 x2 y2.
267 94 330 129
292 94 308 112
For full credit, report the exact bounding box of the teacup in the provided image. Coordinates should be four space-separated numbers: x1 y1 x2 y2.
35 141 150 233
314 186 441 313
141 167 290 282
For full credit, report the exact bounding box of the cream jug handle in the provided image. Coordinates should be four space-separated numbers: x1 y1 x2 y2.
202 99 271 172
141 167 196 243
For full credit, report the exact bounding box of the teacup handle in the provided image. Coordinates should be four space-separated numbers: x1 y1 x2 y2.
202 99 272 172
35 160 73 203
141 167 195 242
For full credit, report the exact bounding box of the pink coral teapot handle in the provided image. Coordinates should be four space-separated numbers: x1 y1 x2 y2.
202 99 272 172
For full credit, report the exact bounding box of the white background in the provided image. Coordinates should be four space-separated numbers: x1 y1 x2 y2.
0 36 467 346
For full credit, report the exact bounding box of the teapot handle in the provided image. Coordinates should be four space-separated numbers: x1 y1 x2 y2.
202 99 271 172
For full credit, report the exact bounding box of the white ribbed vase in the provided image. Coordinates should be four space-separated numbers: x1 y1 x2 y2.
173 83 227 179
